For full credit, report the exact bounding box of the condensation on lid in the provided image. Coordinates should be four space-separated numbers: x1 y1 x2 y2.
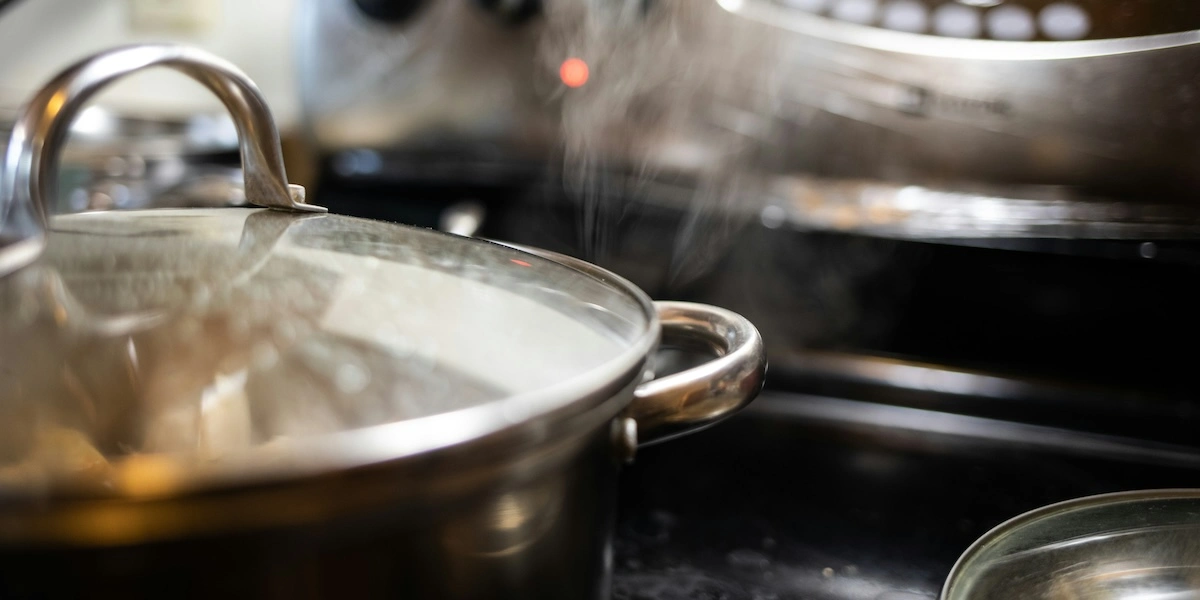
0 208 653 486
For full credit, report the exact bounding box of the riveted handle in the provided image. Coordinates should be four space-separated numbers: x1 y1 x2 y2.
0 44 324 276
629 301 766 446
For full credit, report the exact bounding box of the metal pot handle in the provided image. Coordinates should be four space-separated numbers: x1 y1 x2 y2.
628 301 767 447
0 44 324 276
474 239 767 450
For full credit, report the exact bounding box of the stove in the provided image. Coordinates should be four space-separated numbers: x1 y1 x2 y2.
294 0 1200 594
611 390 1200 600
307 171 1200 598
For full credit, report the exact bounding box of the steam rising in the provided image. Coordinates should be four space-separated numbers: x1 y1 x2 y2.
536 0 783 284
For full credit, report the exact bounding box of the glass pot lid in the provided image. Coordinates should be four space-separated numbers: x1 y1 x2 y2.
0 45 656 496
942 490 1200 600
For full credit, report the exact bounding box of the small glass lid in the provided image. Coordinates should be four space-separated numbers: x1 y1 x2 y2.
0 208 654 492
943 490 1200 600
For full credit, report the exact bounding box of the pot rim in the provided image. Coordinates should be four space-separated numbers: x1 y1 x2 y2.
0 223 661 506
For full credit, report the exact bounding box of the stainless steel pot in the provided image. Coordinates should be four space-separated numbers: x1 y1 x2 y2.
0 45 766 599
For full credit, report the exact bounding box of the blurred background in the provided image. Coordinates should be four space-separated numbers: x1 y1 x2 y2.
0 0 296 121
5 0 1200 597
0 0 317 213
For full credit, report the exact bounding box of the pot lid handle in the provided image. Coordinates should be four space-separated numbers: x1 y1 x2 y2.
0 44 326 276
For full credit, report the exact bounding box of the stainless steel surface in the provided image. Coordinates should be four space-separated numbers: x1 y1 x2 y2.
0 105 239 157
0 44 767 599
629 301 767 446
59 110 238 156
52 108 244 213
0 44 324 276
0 206 762 596
612 416 638 464
727 0 1200 198
778 0 1200 41
771 350 1166 420
751 393 1200 470
1 423 631 600
764 176 1200 240
0 106 243 214
567 171 1200 240
942 489 1200 600
298 0 1200 237
481 241 768 449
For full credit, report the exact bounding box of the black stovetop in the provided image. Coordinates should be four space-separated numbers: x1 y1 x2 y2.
312 173 1200 599
611 392 1200 600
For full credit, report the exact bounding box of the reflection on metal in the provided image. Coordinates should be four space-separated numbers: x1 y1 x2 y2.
751 392 1200 469
630 302 767 446
518 165 1200 244
441 478 566 558
768 349 1199 445
611 417 638 464
0 44 325 276
769 176 1200 240
775 349 1132 404
439 200 487 237
490 243 768 448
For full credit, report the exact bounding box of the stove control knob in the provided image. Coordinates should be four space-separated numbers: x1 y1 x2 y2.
471 0 540 24
352 0 426 23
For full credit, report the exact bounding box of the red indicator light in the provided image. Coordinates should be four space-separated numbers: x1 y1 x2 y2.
510 259 532 267
559 58 589 88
